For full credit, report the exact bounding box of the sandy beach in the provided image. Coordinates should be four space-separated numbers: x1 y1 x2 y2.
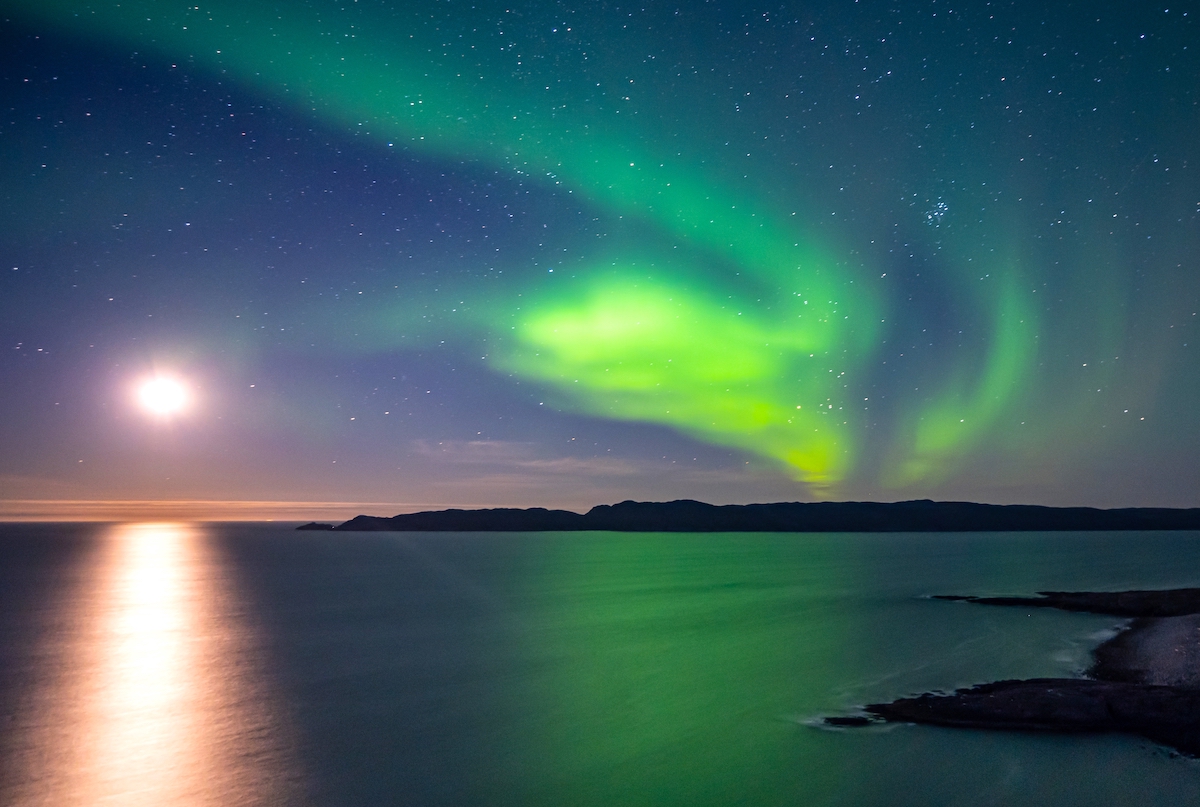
1094 615 1200 688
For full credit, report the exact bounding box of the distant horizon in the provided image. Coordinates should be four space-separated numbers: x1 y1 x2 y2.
5 495 1200 523
0 499 445 523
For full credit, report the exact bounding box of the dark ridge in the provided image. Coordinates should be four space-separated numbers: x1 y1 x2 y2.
933 588 1200 617
295 522 335 531
336 507 585 532
333 499 1200 532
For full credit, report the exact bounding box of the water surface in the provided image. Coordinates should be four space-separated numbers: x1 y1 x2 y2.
2 523 1200 805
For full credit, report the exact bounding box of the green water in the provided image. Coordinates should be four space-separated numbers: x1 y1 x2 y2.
476 530 1200 806
2 525 1199 805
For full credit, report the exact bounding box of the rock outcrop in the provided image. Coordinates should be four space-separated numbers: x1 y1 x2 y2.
833 587 1200 756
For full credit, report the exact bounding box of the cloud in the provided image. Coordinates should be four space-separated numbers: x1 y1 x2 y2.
0 499 439 522
413 439 539 463
408 439 810 509
0 474 90 500
414 440 646 476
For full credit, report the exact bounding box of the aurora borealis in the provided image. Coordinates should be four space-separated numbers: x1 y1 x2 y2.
1 1 1197 514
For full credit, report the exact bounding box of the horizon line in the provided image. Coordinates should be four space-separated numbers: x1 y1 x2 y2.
0 499 478 522
4 498 1192 524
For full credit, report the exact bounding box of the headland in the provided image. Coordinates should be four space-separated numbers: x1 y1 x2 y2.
325 499 1200 532
835 588 1200 756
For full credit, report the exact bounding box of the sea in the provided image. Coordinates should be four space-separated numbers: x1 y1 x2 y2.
2 522 1200 806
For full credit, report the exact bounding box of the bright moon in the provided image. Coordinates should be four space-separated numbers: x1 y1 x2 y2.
137 377 189 417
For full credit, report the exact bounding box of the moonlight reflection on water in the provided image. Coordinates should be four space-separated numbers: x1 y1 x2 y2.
4 524 301 806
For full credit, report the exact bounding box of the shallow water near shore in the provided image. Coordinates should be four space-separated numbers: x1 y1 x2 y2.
2 523 1200 805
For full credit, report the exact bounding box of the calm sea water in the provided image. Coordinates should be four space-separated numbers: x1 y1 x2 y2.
2 523 1200 806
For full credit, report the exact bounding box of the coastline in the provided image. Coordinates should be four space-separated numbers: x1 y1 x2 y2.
324 499 1200 533
838 589 1200 756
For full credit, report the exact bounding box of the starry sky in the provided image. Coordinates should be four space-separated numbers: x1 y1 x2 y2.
1 0 1197 517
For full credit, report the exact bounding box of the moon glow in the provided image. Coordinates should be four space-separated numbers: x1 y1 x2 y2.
137 377 190 418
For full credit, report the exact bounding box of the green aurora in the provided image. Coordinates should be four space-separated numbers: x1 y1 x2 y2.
6 0 1075 493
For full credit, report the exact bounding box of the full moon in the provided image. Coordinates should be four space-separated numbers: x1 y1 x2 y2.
137 376 190 417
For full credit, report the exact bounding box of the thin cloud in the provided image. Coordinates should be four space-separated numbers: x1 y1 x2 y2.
0 500 445 522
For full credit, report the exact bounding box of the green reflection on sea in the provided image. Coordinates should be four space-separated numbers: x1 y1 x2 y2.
494 532 856 806
470 530 1200 807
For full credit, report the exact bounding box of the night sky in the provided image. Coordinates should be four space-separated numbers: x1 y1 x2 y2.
1 1 1197 517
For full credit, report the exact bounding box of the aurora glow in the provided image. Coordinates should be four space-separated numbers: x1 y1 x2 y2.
0 1 1196 508
499 272 861 485
5 0 893 486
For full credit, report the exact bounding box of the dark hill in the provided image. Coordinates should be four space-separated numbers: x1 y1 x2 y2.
329 499 1200 532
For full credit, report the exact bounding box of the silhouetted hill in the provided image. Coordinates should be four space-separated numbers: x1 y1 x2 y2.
329 499 1200 532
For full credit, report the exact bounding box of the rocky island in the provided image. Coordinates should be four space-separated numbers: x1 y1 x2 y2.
834 588 1200 756
326 499 1200 532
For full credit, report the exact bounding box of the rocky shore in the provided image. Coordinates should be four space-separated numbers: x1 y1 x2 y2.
832 588 1200 756
933 588 1200 617
865 678 1200 756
